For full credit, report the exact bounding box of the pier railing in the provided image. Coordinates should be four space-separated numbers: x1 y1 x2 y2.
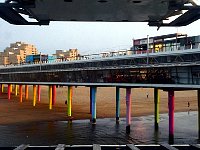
11 144 200 150
1 43 200 68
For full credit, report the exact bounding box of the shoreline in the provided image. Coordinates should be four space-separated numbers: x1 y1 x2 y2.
0 86 198 125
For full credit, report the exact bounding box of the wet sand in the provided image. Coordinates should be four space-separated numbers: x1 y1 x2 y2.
0 86 198 125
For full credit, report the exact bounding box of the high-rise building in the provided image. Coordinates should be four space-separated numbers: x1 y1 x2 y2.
55 48 79 61
0 42 38 65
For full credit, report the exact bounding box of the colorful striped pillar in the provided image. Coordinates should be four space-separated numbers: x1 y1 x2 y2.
33 85 37 107
67 86 73 116
126 88 131 133
15 85 18 96
91 86 97 124
7 84 11 100
116 87 120 123
2 84 4 93
49 85 52 110
198 89 200 139
37 85 41 102
25 85 28 100
168 90 175 143
52 85 56 105
19 85 23 103
154 88 160 130
90 87 92 114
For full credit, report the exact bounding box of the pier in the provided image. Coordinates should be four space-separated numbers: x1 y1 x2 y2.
0 43 200 143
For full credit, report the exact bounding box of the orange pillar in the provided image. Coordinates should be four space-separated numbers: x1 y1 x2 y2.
19 85 23 103
52 85 56 105
49 85 52 110
33 85 36 106
10 85 13 93
25 85 28 100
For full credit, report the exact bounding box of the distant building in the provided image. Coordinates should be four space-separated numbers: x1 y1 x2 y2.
55 48 79 61
0 42 38 65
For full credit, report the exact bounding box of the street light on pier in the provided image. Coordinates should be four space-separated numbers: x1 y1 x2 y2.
40 52 42 71
147 35 149 65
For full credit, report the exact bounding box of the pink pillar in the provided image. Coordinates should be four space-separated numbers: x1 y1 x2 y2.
168 90 175 142
8 84 11 100
52 85 56 105
37 85 41 102
19 85 23 103
126 88 131 133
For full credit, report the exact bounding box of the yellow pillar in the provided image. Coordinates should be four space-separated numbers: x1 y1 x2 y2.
15 85 18 96
33 85 36 106
25 85 29 100
49 85 52 110
67 86 73 116
2 84 4 93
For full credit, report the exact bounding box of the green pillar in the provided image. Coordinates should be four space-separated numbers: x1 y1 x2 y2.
154 88 160 130
67 86 72 117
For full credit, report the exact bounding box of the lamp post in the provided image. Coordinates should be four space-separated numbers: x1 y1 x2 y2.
147 35 149 65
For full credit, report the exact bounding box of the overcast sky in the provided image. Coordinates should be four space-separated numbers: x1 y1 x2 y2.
1 18 200 55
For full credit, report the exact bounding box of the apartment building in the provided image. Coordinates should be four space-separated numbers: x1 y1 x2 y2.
0 42 38 65
55 48 79 61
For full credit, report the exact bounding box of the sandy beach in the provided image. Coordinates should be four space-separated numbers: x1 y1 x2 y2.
0 86 198 125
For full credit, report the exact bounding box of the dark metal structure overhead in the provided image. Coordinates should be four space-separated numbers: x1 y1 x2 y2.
0 0 200 26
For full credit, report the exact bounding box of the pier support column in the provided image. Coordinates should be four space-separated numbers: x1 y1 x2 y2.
116 87 120 123
2 84 4 93
198 90 200 139
8 84 11 100
67 86 73 117
15 85 18 96
126 88 131 133
33 85 36 107
168 90 175 143
19 85 23 103
154 88 160 130
0 84 2 95
52 85 56 105
90 87 92 114
10 84 13 93
49 85 53 110
25 85 28 100
37 85 41 102
91 86 97 124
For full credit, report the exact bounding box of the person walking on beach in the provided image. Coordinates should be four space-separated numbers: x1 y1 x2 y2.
146 92 149 99
188 101 190 107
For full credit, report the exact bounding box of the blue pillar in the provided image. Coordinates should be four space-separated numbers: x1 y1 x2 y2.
116 87 120 123
91 86 97 124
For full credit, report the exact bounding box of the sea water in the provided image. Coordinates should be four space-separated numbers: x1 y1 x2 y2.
0 111 199 146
